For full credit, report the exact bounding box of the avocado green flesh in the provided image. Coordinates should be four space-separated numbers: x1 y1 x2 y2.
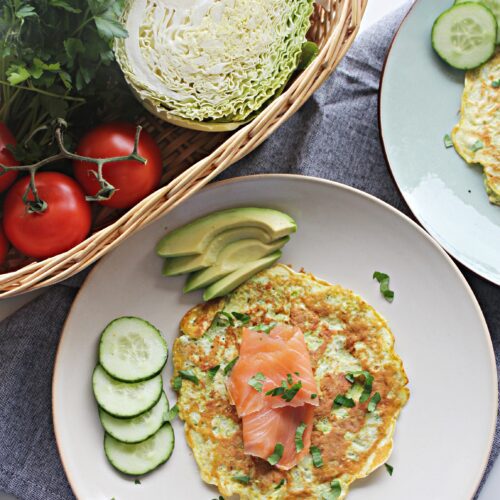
156 208 296 257
184 237 289 292
202 251 282 301
162 227 274 276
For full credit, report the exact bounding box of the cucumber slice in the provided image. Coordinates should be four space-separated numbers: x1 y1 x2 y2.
455 0 500 42
432 3 497 69
99 317 168 382
93 365 162 418
99 392 169 444
104 423 175 476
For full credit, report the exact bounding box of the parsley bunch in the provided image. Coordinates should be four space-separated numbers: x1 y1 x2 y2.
0 0 140 163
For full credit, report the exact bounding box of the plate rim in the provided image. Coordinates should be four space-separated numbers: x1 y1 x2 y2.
52 173 497 499
378 0 500 287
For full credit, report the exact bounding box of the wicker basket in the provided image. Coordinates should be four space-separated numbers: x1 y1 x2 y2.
0 0 367 297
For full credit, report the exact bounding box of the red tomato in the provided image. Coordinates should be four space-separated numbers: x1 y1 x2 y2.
0 123 19 192
0 226 9 265
73 122 163 209
3 172 92 259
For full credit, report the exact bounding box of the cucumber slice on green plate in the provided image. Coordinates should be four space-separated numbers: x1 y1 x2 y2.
92 365 162 418
432 3 497 69
104 423 175 476
99 316 168 382
99 392 169 444
455 0 500 42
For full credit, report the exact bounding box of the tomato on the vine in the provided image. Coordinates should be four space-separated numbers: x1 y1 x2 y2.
0 227 9 265
3 172 92 259
0 123 19 193
73 122 163 209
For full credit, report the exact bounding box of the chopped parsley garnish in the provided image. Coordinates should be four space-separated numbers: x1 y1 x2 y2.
223 356 239 375
368 392 381 412
266 377 302 402
443 134 453 148
268 443 284 466
172 376 182 391
310 445 323 467
323 479 341 499
295 422 307 451
134 479 141 485
294 371 300 376
166 404 179 422
333 394 355 409
470 140 484 152
254 323 275 334
233 475 250 484
248 372 266 393
178 370 199 385
345 370 374 403
385 463 394 476
232 312 250 324
492 79 500 88
311 393 318 399
216 312 234 327
207 365 220 380
283 382 302 402
274 479 285 490
287 373 293 385
373 271 394 302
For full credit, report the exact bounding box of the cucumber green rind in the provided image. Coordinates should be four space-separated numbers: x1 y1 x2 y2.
104 423 175 476
431 3 497 70
99 392 169 444
93 365 163 419
99 317 168 383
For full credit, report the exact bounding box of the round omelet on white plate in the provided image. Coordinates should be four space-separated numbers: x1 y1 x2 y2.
173 264 409 499
452 49 500 205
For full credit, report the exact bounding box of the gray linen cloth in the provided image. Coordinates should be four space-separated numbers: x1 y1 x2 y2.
1 3 498 499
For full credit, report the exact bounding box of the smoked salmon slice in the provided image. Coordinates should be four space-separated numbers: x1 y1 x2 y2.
242 403 314 470
227 326 319 417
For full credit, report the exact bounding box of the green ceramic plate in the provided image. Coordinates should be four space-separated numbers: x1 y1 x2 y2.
380 0 500 285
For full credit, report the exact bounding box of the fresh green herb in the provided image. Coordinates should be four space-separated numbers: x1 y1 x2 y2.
323 479 341 499
345 370 374 403
373 272 394 302
267 443 284 466
253 323 275 334
294 371 300 376
216 312 234 327
310 446 323 467
492 79 500 88
172 376 182 391
207 365 220 380
266 385 285 397
232 475 250 484
248 372 266 393
443 134 453 148
274 479 285 490
311 393 318 399
287 373 293 385
470 140 484 152
282 381 302 402
134 479 141 485
224 357 239 375
178 370 199 385
385 463 394 476
368 392 381 412
166 404 179 422
333 394 355 409
266 378 302 402
295 422 307 451
232 312 250 324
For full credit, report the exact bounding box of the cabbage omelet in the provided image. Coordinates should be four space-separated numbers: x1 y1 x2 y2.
173 264 409 499
452 49 500 205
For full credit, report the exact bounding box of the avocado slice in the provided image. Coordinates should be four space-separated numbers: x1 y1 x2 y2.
183 236 289 292
156 207 296 257
162 227 274 276
202 251 282 301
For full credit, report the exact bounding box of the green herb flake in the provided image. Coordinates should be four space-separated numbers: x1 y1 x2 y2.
166 404 179 422
310 445 324 467
385 463 394 476
253 323 275 334
287 373 293 385
295 422 307 451
443 134 453 148
345 370 374 403
224 356 239 375
172 376 182 391
233 475 250 484
323 479 341 500
492 79 500 88
311 393 318 399
207 365 220 380
373 271 395 302
178 369 199 385
232 312 250 324
282 381 302 402
216 312 234 327
266 386 285 397
268 443 284 466
248 372 266 393
368 392 381 413
470 140 484 152
333 394 355 409
134 479 141 485
274 479 285 490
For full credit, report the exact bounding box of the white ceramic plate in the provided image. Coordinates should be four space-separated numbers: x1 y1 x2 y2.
53 175 496 500
380 0 500 286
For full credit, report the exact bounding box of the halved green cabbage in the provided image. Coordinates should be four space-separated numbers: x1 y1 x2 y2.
115 0 314 131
